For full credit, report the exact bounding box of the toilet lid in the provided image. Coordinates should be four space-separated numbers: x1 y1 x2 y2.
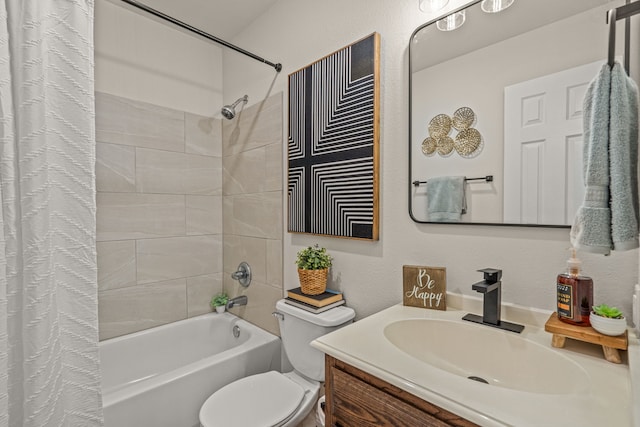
200 371 306 427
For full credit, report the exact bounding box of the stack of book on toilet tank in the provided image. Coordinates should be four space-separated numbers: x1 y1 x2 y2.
284 287 345 314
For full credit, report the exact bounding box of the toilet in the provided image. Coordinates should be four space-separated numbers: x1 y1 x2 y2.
199 299 355 427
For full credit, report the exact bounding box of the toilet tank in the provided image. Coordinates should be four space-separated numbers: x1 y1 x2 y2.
275 299 355 382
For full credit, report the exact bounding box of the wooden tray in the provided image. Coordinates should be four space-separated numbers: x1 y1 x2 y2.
544 313 628 363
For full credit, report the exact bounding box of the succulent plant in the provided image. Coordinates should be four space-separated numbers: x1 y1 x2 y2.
592 304 624 319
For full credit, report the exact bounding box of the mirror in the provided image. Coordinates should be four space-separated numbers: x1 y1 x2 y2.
409 0 630 226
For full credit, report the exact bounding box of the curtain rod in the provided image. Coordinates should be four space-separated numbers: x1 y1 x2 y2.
118 0 282 72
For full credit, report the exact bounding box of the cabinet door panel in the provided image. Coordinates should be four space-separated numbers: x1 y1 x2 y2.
331 368 450 427
325 355 479 427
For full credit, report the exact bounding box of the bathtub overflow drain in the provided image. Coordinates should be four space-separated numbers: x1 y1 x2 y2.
233 325 241 338
467 376 489 384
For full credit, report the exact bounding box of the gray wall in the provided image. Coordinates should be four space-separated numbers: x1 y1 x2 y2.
222 93 284 336
96 92 224 340
96 91 285 340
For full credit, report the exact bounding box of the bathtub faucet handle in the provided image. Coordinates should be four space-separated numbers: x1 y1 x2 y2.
230 261 251 287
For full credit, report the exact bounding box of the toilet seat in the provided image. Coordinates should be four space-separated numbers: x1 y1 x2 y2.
199 371 306 427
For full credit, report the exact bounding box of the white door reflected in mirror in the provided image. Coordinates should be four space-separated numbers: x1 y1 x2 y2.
503 61 601 225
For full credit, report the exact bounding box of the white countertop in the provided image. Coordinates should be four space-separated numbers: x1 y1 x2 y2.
312 295 638 427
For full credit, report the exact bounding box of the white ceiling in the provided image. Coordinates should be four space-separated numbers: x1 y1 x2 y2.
119 0 279 40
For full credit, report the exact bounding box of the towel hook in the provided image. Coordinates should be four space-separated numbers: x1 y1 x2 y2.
607 8 617 69
606 0 640 75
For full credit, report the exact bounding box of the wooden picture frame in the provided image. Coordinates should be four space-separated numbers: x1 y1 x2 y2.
287 33 380 240
402 265 446 310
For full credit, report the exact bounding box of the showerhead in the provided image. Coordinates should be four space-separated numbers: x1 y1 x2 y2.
221 106 235 120
221 95 248 120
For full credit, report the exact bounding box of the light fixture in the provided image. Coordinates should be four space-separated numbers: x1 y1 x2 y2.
418 0 449 13
436 10 466 31
480 0 515 13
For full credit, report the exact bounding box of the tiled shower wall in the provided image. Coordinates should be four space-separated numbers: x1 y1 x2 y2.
222 93 284 336
96 92 224 340
95 92 285 340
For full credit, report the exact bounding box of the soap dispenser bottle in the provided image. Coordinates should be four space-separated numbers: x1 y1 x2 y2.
556 248 593 326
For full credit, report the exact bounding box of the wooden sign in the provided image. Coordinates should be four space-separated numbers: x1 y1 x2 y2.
402 265 446 310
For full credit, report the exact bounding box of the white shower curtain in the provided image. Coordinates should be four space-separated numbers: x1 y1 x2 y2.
0 1 103 426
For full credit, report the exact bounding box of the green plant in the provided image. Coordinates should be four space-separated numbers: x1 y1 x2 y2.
210 292 229 308
295 244 332 270
592 304 624 319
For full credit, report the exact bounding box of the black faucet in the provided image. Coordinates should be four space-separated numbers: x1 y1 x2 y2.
462 268 524 333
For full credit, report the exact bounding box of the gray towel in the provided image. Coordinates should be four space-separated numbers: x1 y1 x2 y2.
570 64 612 254
427 176 466 222
571 61 640 254
610 62 639 250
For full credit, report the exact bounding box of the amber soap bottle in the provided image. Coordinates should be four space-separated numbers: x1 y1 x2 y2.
557 248 593 326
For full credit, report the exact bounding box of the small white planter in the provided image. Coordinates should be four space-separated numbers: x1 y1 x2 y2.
589 312 627 336
215 305 226 314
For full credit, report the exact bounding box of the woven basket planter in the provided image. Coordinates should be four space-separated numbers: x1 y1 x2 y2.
297 268 328 295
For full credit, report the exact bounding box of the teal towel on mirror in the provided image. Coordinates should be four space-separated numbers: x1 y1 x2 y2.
609 62 639 251
427 176 466 222
570 63 612 254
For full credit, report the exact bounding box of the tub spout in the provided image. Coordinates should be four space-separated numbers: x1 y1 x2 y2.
226 295 248 310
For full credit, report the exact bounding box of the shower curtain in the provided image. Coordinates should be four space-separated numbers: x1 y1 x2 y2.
0 1 104 426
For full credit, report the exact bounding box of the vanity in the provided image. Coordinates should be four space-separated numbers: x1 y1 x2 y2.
312 295 638 426
324 355 477 426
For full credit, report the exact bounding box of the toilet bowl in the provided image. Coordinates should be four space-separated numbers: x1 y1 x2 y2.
199 299 355 427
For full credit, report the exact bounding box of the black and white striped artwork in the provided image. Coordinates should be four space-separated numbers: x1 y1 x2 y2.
288 33 379 240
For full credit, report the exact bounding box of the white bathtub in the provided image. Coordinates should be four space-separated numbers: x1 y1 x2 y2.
100 312 281 427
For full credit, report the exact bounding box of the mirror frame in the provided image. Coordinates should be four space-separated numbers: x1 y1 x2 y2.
408 0 573 228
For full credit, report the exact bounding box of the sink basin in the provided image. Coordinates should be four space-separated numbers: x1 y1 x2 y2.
384 319 589 394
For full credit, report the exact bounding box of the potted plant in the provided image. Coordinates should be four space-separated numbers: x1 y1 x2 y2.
210 292 229 314
590 304 627 336
295 244 333 295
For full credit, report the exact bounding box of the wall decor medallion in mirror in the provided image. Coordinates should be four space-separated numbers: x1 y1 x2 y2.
409 0 635 226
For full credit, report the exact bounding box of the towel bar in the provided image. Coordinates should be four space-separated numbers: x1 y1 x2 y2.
412 175 493 187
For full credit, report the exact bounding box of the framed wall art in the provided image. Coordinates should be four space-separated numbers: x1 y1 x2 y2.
287 33 380 240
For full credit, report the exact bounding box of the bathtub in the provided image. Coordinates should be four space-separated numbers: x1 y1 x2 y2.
99 312 281 427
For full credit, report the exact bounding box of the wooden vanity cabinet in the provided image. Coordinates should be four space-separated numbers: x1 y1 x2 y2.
324 355 478 427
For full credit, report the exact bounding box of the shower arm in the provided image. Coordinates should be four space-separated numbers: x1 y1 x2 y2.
230 95 248 109
117 0 282 73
